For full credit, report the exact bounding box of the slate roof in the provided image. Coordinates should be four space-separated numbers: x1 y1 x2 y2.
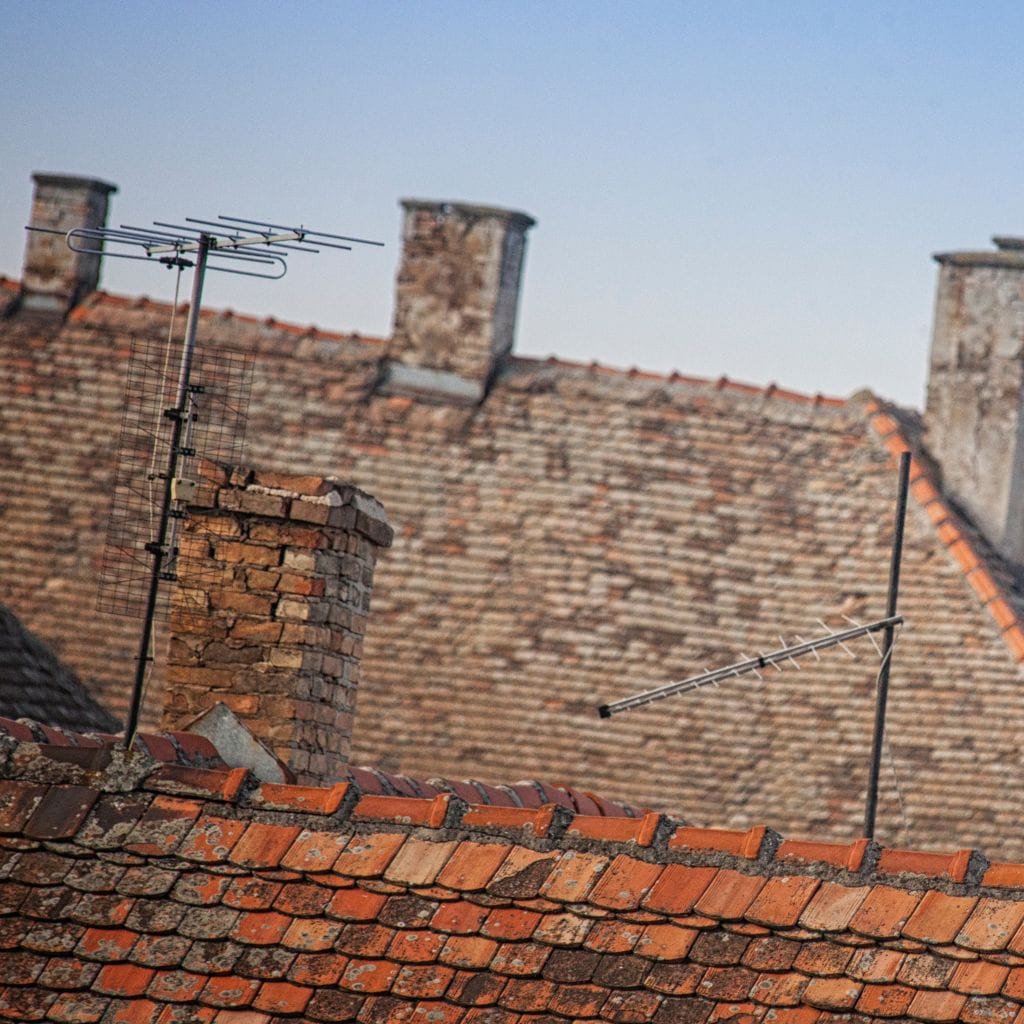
7 719 1024 1024
0 603 118 733
6 286 1024 855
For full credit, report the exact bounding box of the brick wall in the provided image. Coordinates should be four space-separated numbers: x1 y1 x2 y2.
165 463 392 784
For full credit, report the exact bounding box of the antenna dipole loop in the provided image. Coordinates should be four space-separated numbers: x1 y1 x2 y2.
33 207 384 744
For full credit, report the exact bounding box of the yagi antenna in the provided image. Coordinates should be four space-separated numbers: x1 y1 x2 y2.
598 451 913 842
28 212 383 749
597 615 904 718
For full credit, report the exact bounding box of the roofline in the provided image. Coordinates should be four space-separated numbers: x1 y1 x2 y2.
4 276 851 407
863 396 1024 663
7 714 1024 893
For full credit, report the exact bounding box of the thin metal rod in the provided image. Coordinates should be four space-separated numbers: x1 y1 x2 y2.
148 229 303 256
863 450 911 839
218 214 384 246
123 235 210 749
598 615 903 718
184 217 321 252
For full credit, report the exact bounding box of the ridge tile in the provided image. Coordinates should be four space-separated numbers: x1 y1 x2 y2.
668 826 766 859
252 781 350 815
876 848 974 883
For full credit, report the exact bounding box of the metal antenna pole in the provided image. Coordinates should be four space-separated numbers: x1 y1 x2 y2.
863 450 911 839
124 236 210 748
30 208 383 740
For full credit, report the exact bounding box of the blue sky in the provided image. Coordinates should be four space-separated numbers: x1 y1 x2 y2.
3 2 1023 406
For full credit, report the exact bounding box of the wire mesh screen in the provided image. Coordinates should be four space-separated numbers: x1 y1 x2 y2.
97 335 253 617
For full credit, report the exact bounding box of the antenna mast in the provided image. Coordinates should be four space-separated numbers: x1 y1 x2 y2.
29 213 383 747
598 453 912 841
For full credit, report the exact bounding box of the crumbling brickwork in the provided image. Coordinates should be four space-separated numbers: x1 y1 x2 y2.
387 199 534 393
165 464 392 783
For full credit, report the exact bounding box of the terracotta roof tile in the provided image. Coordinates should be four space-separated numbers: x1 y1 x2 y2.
123 796 203 857
848 885 923 938
281 829 352 873
745 876 821 928
951 960 1012 996
903 892 980 944
486 847 558 899
228 823 302 869
384 838 458 886
961 996 1022 1024
876 847 975 883
12 727 1024 1023
0 781 47 834
435 841 510 892
669 826 766 860
776 839 870 872
333 832 406 877
589 855 664 910
695 871 766 921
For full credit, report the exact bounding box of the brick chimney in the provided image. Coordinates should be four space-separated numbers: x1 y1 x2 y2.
925 240 1024 564
381 199 536 403
21 172 118 313
164 464 393 785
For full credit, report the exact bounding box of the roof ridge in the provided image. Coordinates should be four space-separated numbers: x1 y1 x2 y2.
7 727 1024 896
863 397 1024 663
514 354 848 408
18 278 849 408
64 289 389 346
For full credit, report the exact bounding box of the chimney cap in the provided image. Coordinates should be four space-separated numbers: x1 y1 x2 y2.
31 172 118 196
933 249 1024 269
400 197 535 230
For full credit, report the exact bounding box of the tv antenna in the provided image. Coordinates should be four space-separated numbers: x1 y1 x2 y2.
28 213 383 747
598 451 912 842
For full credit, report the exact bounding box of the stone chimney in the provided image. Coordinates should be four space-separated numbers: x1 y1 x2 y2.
925 240 1024 564
21 172 118 313
381 199 536 403
164 464 393 785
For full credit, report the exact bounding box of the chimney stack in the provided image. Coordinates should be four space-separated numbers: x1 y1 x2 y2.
381 199 535 403
164 464 392 786
925 240 1024 564
22 173 117 313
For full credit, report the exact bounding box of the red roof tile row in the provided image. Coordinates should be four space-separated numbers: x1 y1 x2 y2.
5 726 1024 1021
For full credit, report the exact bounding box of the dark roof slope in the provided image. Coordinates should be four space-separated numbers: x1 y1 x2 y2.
5 292 1024 855
0 604 118 732
5 722 1024 1024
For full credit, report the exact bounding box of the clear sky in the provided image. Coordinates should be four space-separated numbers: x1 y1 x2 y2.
3 1 1023 407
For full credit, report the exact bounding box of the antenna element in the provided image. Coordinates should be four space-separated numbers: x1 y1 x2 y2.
30 212 383 747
